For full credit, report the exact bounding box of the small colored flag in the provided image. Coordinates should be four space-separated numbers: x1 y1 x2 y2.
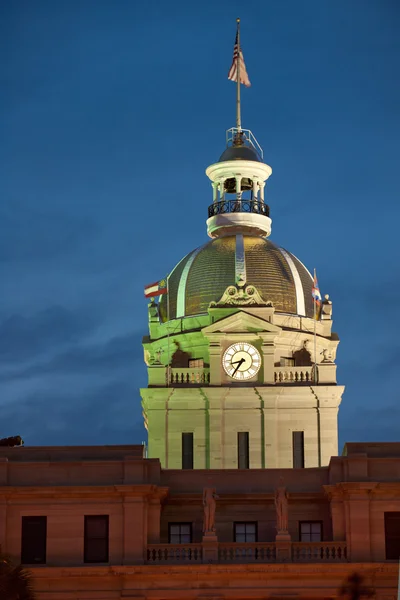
312 270 322 307
228 32 251 88
144 278 168 298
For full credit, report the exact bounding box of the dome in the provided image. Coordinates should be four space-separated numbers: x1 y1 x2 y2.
159 235 314 321
218 145 261 163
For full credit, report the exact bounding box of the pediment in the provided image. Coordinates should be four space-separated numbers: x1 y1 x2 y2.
203 310 281 336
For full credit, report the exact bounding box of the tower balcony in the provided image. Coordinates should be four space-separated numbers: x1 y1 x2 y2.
208 199 270 219
207 199 272 238
147 364 336 387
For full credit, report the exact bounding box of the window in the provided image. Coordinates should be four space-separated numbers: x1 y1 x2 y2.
182 432 194 469
21 516 47 564
169 523 192 544
385 512 400 559
299 521 322 542
234 522 257 543
238 432 249 469
188 359 204 368
84 516 109 563
292 431 305 468
280 357 295 367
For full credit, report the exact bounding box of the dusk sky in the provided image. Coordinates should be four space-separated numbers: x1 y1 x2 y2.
1 0 399 449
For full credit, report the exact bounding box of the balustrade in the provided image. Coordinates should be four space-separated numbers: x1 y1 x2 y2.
208 199 270 218
218 542 276 563
274 366 312 384
292 542 347 562
146 542 347 564
147 544 202 563
169 368 210 385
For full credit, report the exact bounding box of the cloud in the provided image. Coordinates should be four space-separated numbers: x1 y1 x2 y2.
0 330 143 381
0 306 98 363
0 379 146 446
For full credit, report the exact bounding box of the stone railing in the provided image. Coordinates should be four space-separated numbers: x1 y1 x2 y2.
218 542 276 563
169 368 210 385
292 542 347 562
147 544 203 563
146 542 347 564
274 366 313 384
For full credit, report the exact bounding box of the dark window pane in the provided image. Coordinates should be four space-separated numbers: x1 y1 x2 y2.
300 522 322 542
170 525 180 535
292 431 305 468
84 516 109 563
86 518 108 538
238 432 249 469
180 524 191 535
385 512 400 559
245 524 256 535
182 433 194 469
235 522 257 543
85 539 108 563
21 516 47 564
169 523 192 544
300 522 310 535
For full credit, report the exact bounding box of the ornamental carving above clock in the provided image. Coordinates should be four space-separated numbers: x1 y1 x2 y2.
222 342 262 380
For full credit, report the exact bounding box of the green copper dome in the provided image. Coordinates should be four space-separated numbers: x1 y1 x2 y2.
159 235 314 322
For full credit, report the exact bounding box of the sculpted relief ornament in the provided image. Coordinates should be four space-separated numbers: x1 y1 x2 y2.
274 484 289 533
203 488 219 535
210 284 273 308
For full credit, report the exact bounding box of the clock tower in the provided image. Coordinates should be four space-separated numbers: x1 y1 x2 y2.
140 126 344 470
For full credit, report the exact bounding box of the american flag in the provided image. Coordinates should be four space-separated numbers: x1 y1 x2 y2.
228 32 251 88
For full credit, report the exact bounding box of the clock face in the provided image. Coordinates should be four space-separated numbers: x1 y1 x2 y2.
222 342 261 380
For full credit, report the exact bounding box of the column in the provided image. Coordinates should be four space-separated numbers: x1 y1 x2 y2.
252 179 258 201
260 181 266 202
219 179 225 200
212 182 218 203
235 176 242 200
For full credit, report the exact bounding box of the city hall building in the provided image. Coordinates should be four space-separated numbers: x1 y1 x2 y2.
1 36 399 599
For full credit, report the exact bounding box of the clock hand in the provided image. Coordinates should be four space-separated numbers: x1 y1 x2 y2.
232 358 245 376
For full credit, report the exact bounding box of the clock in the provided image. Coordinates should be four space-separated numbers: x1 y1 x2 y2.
222 342 261 380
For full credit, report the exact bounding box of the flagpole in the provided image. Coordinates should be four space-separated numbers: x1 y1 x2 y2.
166 275 170 387
313 268 317 384
236 17 241 131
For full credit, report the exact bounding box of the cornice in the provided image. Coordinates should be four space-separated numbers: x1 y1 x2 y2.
0 484 169 500
29 562 399 578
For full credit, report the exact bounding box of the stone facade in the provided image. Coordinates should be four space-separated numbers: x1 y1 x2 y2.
0 442 399 598
142 305 343 469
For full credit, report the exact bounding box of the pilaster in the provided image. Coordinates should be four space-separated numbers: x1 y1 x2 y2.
343 484 377 562
123 496 147 564
0 498 6 552
209 342 222 385
261 341 275 384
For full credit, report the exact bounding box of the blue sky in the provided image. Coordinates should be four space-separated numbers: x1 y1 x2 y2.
1 0 399 450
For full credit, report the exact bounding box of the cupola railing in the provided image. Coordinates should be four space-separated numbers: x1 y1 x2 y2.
208 199 270 219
